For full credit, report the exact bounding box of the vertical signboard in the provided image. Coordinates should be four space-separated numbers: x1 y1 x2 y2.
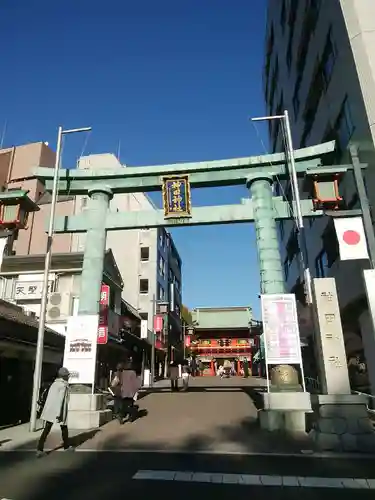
312 278 351 394
261 293 304 391
98 283 110 344
63 315 99 384
140 319 148 340
153 314 163 332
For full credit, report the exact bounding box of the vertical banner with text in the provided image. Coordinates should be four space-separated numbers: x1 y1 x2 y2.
63 315 99 384
98 283 110 344
261 293 304 387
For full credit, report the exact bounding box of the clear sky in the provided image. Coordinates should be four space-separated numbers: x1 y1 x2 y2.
1 1 270 318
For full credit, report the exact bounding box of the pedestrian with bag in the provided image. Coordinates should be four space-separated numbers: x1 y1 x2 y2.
111 362 124 422
36 367 73 457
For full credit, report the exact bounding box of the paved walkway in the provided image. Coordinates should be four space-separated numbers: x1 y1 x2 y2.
1 378 375 499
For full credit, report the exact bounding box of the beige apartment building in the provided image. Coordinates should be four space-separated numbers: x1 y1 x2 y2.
264 0 375 390
0 142 183 344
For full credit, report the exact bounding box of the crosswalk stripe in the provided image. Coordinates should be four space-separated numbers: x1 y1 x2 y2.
132 470 375 489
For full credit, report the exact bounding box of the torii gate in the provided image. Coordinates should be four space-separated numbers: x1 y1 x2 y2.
34 142 375 446
35 141 338 318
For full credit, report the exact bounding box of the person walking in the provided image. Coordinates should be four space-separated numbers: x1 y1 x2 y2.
118 360 140 423
36 367 73 457
169 361 179 391
110 362 124 422
243 358 249 378
181 362 191 391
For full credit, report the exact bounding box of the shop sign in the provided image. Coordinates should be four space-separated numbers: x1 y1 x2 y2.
97 284 110 344
153 314 163 332
14 280 53 300
64 315 99 384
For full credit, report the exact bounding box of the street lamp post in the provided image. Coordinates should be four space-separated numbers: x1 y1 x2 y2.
29 125 91 432
251 111 312 303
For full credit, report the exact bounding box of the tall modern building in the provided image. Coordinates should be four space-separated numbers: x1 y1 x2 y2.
264 1 375 381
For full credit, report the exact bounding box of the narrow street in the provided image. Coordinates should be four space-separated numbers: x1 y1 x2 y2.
0 378 374 499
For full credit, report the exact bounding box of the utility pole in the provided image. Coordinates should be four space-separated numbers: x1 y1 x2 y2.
282 110 312 303
183 322 186 359
29 125 91 432
150 294 156 387
251 111 313 304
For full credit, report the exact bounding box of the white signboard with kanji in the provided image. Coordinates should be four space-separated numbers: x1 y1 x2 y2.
14 280 53 300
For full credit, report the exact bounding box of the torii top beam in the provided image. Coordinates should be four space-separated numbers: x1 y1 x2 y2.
34 141 336 195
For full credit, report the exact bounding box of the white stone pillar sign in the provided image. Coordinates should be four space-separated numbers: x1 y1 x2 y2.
312 278 350 394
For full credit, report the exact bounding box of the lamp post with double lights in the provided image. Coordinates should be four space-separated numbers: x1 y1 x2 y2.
30 125 92 432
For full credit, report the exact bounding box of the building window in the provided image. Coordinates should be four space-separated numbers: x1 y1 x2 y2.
284 258 290 281
322 30 336 88
272 93 284 152
175 279 181 293
292 75 301 118
301 59 326 146
286 0 298 71
280 0 286 32
175 304 181 318
140 247 149 261
159 255 165 277
157 284 165 301
335 97 355 154
81 197 88 210
315 250 329 278
269 58 279 114
321 222 339 268
168 269 174 283
286 228 299 263
264 25 275 92
140 312 148 321
159 230 165 248
279 220 285 241
296 0 321 79
139 279 149 294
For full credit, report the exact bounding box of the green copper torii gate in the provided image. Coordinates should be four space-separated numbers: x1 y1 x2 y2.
35 140 344 383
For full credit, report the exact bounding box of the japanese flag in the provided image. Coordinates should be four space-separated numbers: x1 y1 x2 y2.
333 217 369 261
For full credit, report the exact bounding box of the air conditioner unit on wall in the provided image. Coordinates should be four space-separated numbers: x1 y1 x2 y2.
46 292 72 322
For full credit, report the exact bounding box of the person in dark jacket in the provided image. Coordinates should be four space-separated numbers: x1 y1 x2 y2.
111 362 124 422
243 358 249 378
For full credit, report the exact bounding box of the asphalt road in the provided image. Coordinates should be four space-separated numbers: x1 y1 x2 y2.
0 451 374 499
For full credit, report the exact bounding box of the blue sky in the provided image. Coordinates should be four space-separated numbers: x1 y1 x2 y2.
1 1 269 318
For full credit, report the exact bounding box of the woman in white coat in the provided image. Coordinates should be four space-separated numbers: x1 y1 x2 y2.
36 367 72 457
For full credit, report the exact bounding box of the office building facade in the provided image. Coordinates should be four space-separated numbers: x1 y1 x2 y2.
264 0 375 381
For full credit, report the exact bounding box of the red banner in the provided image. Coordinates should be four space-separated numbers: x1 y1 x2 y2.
98 284 110 344
153 314 163 333
185 335 191 347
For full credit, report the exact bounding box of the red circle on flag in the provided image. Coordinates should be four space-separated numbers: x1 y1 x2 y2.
342 230 360 245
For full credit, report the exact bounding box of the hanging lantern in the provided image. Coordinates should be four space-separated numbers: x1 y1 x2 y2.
0 189 39 229
304 170 343 211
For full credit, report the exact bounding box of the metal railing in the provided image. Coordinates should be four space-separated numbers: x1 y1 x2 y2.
352 391 375 415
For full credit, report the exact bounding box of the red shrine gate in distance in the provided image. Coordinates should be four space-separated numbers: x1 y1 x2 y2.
187 306 262 376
